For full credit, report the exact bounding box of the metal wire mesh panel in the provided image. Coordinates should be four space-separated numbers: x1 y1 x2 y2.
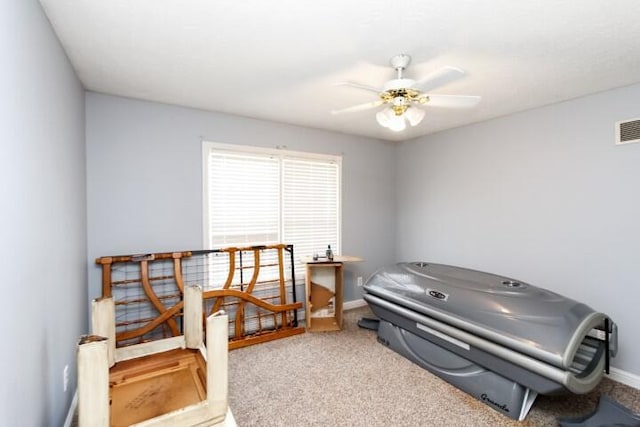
110 257 182 345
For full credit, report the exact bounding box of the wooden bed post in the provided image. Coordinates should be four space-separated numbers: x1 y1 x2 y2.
92 297 115 367
207 312 229 417
78 336 109 427
277 245 287 327
184 286 203 349
95 256 113 298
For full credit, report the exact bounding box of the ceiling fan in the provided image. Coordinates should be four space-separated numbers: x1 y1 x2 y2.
331 54 481 132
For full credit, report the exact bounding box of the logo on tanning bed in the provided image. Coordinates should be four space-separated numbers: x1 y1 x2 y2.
427 289 448 301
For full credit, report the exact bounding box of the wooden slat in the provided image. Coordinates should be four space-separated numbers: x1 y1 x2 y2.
173 252 186 293
116 336 185 363
99 257 113 297
131 402 225 427
116 302 184 342
228 327 305 350
203 289 301 313
96 251 192 264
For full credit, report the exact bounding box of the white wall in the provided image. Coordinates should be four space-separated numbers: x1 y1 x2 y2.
396 83 640 376
86 93 396 302
0 1 86 426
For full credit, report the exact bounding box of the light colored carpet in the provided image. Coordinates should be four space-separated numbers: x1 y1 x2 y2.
228 307 640 427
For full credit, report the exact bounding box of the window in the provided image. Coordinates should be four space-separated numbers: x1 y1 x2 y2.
203 142 341 269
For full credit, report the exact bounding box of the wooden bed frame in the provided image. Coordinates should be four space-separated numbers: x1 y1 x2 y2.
95 244 304 350
77 286 235 427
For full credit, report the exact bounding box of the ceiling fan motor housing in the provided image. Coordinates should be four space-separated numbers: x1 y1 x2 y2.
383 78 416 92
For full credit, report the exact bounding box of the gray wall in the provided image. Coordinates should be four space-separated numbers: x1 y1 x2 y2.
0 1 87 426
86 93 396 302
396 83 640 376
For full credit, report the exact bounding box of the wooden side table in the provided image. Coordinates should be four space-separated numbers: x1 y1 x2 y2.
304 256 362 332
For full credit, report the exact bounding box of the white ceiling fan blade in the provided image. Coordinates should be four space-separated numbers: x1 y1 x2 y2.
420 94 481 108
333 81 383 94
413 66 466 92
331 100 385 115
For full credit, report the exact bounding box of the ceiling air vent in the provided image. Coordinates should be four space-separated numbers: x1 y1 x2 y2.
615 118 640 145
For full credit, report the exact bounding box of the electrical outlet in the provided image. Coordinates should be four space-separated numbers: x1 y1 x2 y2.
357 276 363 287
63 365 69 392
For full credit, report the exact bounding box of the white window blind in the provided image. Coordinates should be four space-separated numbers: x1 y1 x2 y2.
207 151 280 248
283 158 340 261
203 143 341 270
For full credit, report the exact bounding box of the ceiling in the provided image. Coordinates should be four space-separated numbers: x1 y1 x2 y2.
39 0 640 142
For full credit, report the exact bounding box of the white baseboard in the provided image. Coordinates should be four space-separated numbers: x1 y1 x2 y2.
343 298 368 311
63 389 78 427
607 367 640 390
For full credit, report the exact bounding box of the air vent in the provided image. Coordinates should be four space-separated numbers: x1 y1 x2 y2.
615 118 640 145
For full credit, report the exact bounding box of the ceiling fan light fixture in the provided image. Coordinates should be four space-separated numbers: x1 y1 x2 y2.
387 115 406 132
375 107 394 127
376 107 406 132
376 105 423 131
405 107 426 127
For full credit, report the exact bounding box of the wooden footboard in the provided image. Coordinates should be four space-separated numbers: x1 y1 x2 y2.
95 244 304 349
